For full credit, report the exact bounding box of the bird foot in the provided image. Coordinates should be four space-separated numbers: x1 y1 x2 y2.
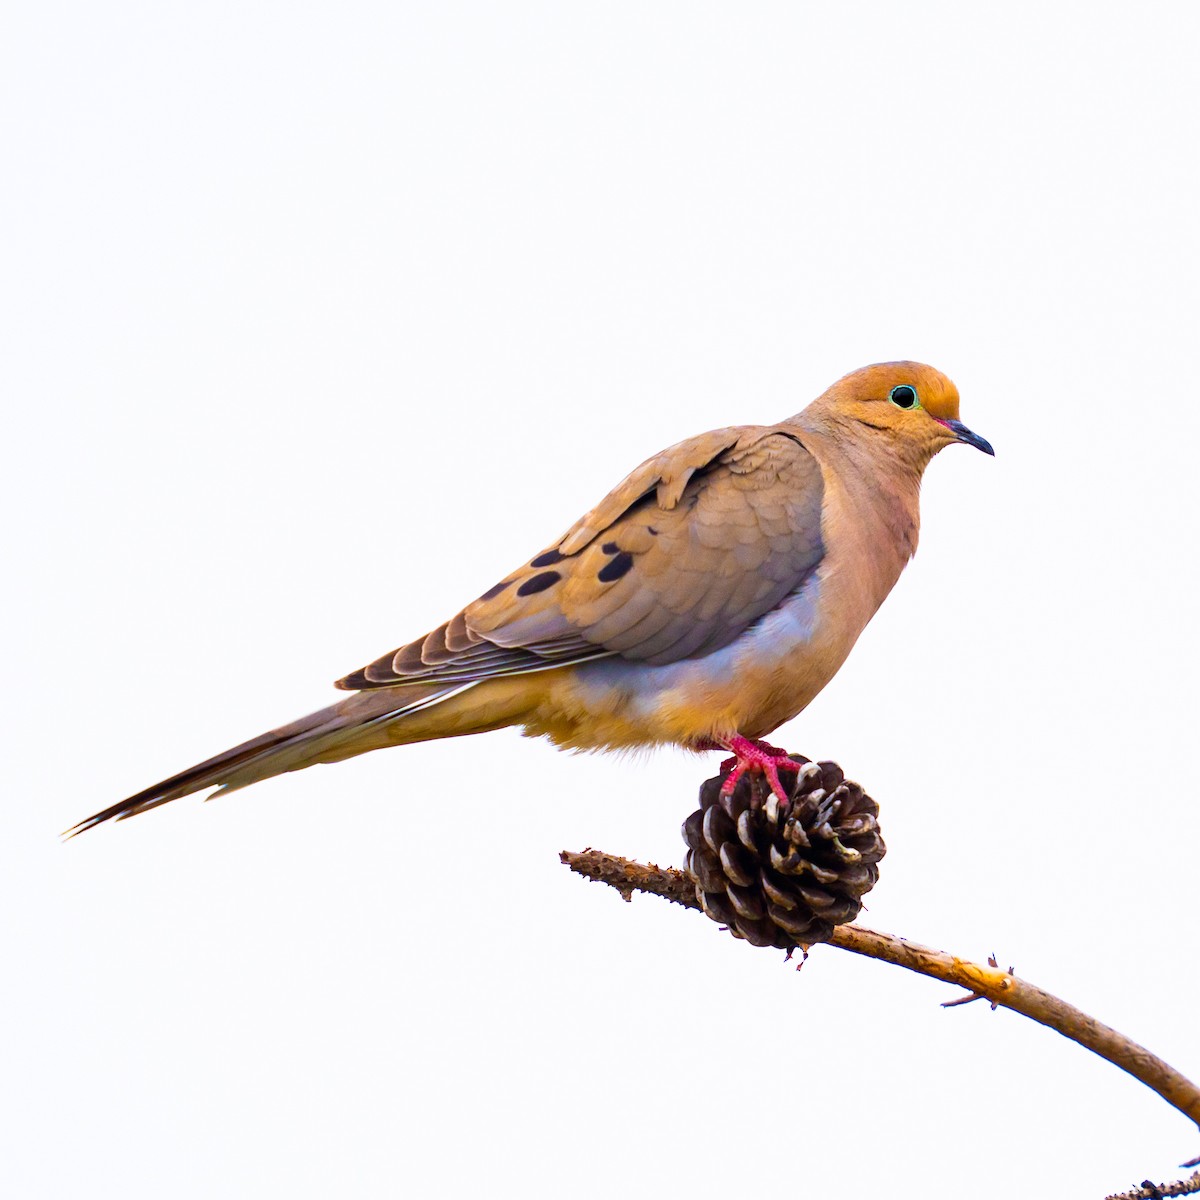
712 735 802 804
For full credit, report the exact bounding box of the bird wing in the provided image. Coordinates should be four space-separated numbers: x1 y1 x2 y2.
337 425 825 688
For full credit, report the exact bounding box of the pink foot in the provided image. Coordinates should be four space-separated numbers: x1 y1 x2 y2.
707 735 802 804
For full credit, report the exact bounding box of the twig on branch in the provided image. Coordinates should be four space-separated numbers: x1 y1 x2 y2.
561 848 1200 1160
1104 1170 1200 1199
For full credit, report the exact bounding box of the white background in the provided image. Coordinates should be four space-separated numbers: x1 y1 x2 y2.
3 2 1198 1197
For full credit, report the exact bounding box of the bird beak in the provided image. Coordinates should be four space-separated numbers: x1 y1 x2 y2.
939 419 995 456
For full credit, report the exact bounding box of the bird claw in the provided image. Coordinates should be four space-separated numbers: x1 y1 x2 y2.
716 735 803 804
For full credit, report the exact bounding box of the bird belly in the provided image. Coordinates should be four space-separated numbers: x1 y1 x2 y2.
524 570 862 750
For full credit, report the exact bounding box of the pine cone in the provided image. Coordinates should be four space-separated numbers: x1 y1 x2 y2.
682 756 885 949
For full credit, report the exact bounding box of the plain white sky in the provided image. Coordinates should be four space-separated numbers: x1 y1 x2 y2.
3 2 1199 1197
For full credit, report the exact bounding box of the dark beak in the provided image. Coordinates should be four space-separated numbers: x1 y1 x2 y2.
941 419 995 456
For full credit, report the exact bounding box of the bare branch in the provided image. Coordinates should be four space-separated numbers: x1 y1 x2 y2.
561 849 1200 1152
1104 1170 1200 1199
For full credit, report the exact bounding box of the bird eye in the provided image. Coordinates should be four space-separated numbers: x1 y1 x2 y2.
889 385 919 410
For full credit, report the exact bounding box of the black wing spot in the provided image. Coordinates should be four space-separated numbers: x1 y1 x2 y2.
601 541 620 555
517 571 562 596
478 579 514 602
597 552 634 583
531 549 565 567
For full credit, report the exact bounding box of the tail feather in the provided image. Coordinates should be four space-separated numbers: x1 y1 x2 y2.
64 682 477 838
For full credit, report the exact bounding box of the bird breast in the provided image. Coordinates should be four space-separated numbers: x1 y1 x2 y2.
524 446 921 751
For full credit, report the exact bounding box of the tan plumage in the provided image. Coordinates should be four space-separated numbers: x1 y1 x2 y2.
344 424 824 685
68 361 992 836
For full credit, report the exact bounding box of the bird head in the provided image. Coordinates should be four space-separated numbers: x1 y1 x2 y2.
815 361 994 466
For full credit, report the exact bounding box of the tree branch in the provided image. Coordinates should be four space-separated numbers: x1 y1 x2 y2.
561 848 1200 1172
1104 1171 1200 1199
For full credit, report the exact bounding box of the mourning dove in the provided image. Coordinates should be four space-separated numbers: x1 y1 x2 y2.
68 361 992 836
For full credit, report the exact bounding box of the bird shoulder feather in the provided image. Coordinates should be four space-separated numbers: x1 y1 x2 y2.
336 425 825 687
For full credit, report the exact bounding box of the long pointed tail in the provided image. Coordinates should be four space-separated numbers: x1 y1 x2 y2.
65 681 481 837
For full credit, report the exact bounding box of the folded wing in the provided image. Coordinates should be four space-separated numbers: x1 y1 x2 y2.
337 426 825 688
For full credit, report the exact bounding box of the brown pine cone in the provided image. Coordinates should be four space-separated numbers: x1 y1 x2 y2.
682 756 885 949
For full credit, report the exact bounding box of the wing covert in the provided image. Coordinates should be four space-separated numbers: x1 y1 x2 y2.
336 426 825 689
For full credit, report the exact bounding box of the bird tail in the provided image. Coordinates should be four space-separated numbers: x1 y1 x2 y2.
65 680 493 838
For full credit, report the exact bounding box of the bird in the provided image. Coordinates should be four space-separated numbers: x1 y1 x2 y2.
67 361 992 837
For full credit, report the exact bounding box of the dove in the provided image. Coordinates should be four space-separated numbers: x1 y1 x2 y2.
68 361 992 836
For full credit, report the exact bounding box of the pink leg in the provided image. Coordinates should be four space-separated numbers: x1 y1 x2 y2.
701 735 802 803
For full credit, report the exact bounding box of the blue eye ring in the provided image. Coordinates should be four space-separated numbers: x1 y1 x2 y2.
889 384 920 410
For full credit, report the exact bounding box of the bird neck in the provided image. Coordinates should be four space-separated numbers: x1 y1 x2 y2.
786 411 928 581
